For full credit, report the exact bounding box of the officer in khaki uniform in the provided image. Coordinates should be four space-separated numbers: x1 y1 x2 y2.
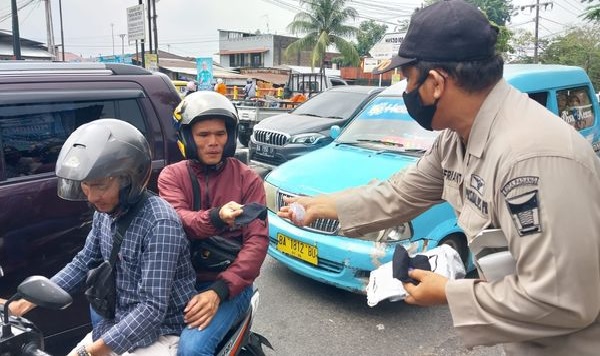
277 1 600 355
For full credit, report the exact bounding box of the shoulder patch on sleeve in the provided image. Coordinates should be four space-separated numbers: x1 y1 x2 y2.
501 176 539 197
506 190 541 236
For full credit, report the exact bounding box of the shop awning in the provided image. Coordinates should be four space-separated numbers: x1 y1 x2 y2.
247 72 290 85
218 48 269 55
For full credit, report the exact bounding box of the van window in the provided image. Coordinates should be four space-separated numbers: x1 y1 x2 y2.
0 99 146 180
527 92 548 107
557 87 595 131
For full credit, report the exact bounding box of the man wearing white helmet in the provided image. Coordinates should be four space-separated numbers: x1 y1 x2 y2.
214 78 227 96
185 81 197 97
158 91 268 356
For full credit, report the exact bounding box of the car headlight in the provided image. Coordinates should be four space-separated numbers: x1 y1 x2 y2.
264 180 278 212
357 222 413 242
289 132 326 144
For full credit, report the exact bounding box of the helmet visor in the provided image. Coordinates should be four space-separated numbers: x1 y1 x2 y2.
57 177 87 201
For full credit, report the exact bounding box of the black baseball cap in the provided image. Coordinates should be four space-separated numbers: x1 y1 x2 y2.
372 0 498 75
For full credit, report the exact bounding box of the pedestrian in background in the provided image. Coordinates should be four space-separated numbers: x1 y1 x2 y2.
185 80 197 97
214 78 227 96
243 78 256 99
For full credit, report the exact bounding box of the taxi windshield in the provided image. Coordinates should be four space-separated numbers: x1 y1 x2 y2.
336 95 439 153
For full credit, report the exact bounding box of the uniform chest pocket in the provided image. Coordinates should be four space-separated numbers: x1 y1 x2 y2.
458 201 492 243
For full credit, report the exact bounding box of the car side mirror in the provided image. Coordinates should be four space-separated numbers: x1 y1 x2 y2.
330 125 341 139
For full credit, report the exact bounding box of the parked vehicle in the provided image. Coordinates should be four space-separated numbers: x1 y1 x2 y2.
249 85 384 169
285 72 348 98
0 276 272 356
236 72 349 147
172 79 189 98
236 98 293 147
0 61 183 354
263 64 600 294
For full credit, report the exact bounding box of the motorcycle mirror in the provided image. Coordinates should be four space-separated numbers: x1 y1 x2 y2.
2 276 72 337
16 276 72 310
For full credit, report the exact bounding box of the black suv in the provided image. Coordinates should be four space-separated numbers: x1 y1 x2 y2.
0 61 182 354
248 85 383 169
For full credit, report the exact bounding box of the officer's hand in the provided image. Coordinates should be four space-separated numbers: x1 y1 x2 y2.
403 269 448 306
219 201 243 227
278 195 338 226
183 290 221 330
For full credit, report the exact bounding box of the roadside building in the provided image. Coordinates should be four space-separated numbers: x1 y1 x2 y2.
0 30 53 60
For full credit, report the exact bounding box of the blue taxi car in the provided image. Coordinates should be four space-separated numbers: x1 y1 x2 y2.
263 64 600 293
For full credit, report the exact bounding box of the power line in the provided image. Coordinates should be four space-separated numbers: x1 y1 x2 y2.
552 1 581 17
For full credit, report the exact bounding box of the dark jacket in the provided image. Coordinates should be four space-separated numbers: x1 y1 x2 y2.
157 158 268 300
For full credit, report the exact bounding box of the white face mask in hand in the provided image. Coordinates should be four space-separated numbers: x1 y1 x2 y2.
289 202 305 225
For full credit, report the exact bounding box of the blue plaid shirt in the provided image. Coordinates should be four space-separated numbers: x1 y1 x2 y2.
52 194 196 354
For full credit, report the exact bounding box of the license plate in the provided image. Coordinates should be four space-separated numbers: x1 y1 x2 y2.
256 144 275 157
276 233 318 265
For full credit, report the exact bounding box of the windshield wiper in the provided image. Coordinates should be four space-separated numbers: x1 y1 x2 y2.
300 113 323 118
356 139 404 147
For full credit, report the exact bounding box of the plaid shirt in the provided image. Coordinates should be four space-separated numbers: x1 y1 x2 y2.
52 194 196 354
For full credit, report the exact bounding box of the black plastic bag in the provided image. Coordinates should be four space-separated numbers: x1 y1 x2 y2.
190 235 242 273
84 260 117 319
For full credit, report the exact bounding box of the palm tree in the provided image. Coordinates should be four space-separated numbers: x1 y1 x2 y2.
285 0 360 75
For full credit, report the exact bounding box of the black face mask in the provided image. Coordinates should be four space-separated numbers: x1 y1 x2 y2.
402 80 438 131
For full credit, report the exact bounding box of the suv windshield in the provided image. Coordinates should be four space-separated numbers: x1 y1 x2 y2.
293 91 371 119
337 96 439 153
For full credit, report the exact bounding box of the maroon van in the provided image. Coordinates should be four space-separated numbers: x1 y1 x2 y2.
0 62 183 354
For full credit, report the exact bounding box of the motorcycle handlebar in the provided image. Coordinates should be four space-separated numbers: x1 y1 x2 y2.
22 343 52 356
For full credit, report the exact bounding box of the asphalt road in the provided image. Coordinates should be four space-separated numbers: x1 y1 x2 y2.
251 255 504 356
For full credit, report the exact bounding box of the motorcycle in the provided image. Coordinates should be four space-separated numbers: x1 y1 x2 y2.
1 276 272 356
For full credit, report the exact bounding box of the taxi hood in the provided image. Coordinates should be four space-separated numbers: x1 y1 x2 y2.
265 142 418 196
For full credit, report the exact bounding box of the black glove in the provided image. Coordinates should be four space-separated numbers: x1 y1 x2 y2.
392 244 431 285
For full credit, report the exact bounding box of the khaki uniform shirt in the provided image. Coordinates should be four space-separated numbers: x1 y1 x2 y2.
337 80 600 355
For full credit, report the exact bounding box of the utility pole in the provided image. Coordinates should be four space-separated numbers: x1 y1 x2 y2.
147 0 152 53
119 34 126 60
10 0 21 59
520 0 553 63
152 0 158 55
111 23 115 57
138 0 145 68
43 0 55 59
58 0 65 61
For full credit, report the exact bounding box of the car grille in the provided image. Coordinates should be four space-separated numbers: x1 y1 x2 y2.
254 129 289 146
277 191 340 234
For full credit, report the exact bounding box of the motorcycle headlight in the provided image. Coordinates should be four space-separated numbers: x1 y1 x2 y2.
357 223 413 242
264 180 278 212
289 133 326 144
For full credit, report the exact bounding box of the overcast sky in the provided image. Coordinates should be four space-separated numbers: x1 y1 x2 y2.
0 0 588 60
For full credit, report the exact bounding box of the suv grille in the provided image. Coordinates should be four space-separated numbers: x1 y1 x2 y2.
277 191 340 234
254 130 289 146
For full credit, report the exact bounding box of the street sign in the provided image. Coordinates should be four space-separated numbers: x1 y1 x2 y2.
127 4 145 42
145 53 158 72
369 33 406 60
363 58 379 73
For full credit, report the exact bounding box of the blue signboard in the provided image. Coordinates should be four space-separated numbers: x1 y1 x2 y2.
196 57 213 91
